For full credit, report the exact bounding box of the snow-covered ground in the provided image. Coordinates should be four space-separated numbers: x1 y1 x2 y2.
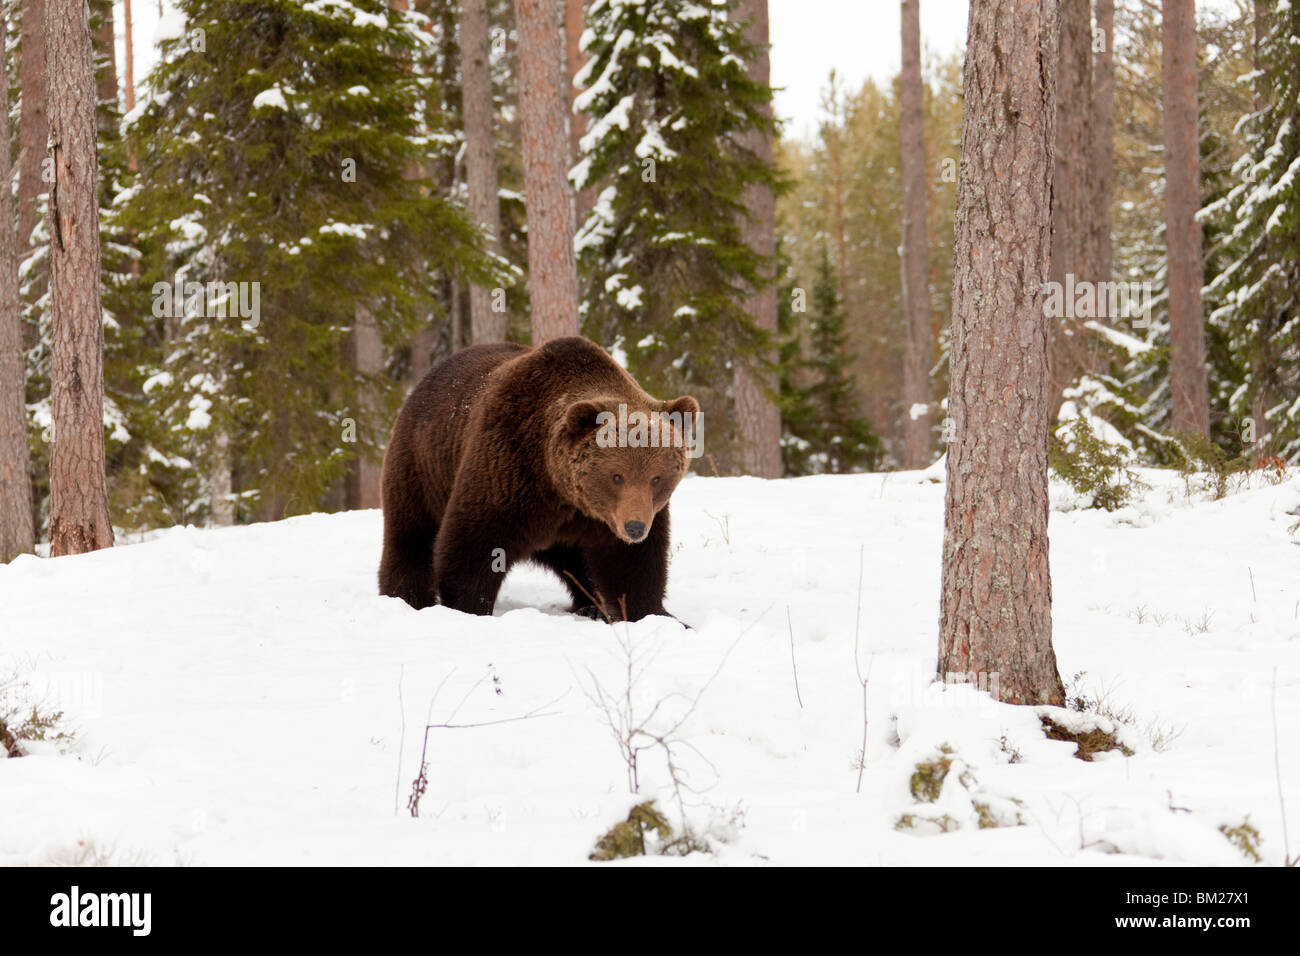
2 469 1298 866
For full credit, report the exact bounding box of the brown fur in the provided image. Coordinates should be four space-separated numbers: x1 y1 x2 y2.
378 336 698 621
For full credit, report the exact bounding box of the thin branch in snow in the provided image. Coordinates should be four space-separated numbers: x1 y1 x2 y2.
1272 666 1297 866
786 606 804 710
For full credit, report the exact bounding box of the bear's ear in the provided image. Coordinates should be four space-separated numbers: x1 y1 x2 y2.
563 399 607 439
664 395 700 420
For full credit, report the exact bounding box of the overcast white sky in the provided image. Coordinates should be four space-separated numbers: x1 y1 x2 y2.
770 0 970 140
117 0 1242 144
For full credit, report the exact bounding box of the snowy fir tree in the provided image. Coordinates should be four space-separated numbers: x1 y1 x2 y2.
776 247 877 476
1203 1 1300 463
774 248 816 476
572 0 782 427
116 0 496 522
798 248 878 473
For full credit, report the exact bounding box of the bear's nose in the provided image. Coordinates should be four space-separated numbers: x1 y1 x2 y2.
624 521 646 541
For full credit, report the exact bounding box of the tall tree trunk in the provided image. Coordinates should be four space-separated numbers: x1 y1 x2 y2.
1090 0 1114 319
345 304 383 509
461 0 506 344
566 0 595 226
47 0 113 556
514 0 580 343
899 0 933 470
938 0 1064 707
93 0 116 113
1047 0 1093 402
1249 0 1272 452
122 0 134 113
733 0 780 478
1162 0 1209 435
18 0 48 267
210 427 234 525
0 13 36 563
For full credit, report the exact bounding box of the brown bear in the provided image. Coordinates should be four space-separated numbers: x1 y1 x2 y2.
378 336 699 621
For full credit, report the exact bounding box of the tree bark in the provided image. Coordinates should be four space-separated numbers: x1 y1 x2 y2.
1162 0 1210 435
1047 0 1093 401
1090 0 1114 317
0 14 36 563
899 0 933 470
732 0 781 478
210 427 234 525
18 0 49 260
514 0 580 343
47 0 113 556
93 0 116 113
122 0 134 113
345 304 383 509
461 0 506 344
938 0 1064 707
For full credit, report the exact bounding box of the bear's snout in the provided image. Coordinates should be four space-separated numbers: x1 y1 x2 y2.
624 520 647 541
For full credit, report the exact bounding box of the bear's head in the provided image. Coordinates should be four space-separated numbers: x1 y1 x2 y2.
556 394 701 544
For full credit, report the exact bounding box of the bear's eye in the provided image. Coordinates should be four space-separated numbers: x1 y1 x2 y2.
612 474 624 485
651 476 661 488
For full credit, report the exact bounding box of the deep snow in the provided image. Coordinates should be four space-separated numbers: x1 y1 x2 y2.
2 469 1298 866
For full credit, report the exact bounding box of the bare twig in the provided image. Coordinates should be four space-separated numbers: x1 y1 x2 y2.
1272 667 1297 866
786 606 804 710
563 570 613 623
580 608 768 827
394 664 405 816
853 544 874 793
1249 566 1257 603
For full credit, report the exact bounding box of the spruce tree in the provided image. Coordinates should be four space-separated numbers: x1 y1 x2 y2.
800 249 878 473
774 249 815 476
573 0 781 455
116 0 494 522
1204 2 1300 462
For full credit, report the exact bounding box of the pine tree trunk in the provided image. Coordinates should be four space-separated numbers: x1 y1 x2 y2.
1249 0 1273 453
514 0 580 343
345 305 383 509
461 0 506 344
0 14 36 563
47 0 113 556
1090 0 1115 320
93 0 116 113
1162 0 1210 436
18 0 49 270
732 0 781 478
122 0 134 113
899 0 933 471
210 427 234 526
938 0 1064 707
1047 0 1093 401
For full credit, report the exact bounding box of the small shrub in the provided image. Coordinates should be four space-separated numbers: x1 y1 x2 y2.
909 744 955 802
894 812 960 834
1040 715 1134 761
1218 818 1262 863
1050 416 1148 511
1 674 72 758
1173 430 1248 501
589 801 711 861
590 802 673 860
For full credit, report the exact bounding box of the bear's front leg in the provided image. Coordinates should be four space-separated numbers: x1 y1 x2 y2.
433 510 519 616
584 507 673 622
